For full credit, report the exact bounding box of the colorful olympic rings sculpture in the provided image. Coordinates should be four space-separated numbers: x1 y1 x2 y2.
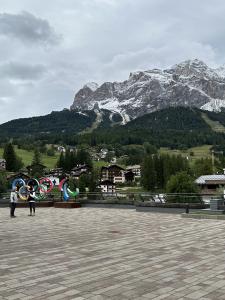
12 177 53 201
58 178 79 201
12 178 26 190
39 178 53 193
26 178 39 192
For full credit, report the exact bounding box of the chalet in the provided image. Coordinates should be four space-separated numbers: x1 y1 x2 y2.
126 165 141 178
47 168 63 177
195 175 225 202
70 164 90 180
99 180 116 193
0 159 6 170
101 164 125 183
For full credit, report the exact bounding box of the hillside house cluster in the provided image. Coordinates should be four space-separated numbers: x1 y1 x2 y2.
44 164 90 186
99 164 141 193
91 148 117 163
70 164 90 180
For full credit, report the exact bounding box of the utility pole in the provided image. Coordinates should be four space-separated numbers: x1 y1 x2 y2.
212 150 215 174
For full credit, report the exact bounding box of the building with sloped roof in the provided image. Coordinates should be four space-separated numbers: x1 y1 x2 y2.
195 175 225 202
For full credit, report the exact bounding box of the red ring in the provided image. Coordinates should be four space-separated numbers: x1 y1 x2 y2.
39 178 53 193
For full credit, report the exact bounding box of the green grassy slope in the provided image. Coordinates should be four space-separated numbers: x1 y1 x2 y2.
201 113 225 133
0 147 60 169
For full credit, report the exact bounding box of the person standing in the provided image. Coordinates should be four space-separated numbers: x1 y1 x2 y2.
28 185 36 216
10 187 18 218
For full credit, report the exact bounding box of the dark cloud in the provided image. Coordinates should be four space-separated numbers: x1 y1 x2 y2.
0 11 60 45
0 62 47 80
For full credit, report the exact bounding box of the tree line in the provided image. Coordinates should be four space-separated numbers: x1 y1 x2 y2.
140 153 215 203
56 148 92 172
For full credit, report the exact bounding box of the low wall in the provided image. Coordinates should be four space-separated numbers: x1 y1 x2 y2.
136 202 208 214
79 199 135 205
82 203 135 209
54 202 81 208
0 200 54 207
136 206 194 214
17 201 54 207
136 202 208 209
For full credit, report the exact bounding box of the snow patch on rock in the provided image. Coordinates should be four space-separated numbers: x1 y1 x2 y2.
84 82 99 91
201 99 225 112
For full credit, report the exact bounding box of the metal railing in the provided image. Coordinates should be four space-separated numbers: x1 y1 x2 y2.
0 191 221 205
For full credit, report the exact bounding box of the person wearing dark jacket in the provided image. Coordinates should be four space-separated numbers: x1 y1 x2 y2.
28 185 36 216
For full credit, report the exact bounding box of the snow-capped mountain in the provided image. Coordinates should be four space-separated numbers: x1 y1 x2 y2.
70 59 225 120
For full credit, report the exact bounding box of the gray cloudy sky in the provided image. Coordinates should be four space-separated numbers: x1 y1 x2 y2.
0 0 225 123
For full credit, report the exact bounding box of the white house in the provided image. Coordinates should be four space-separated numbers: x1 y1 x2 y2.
100 180 116 193
99 148 108 159
0 159 6 170
126 165 141 178
57 146 66 153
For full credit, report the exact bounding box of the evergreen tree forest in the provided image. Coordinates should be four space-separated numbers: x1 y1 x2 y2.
57 149 92 172
141 154 190 191
1 107 225 151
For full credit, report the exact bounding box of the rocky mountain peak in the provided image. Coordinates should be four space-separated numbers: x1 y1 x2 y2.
83 82 99 91
71 59 225 120
167 59 218 79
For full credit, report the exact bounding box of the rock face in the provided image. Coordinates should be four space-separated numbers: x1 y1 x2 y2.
70 59 225 120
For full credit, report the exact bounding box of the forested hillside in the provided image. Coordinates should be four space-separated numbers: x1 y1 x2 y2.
1 106 225 150
80 107 225 149
0 109 97 137
125 107 210 131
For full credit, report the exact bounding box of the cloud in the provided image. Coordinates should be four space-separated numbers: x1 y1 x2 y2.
0 61 47 80
0 0 225 123
0 11 60 45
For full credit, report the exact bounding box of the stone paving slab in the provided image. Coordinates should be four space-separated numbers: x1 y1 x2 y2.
0 207 225 299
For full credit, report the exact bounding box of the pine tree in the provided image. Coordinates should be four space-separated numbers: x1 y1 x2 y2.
162 154 172 186
3 143 23 171
31 148 43 177
77 149 92 169
141 155 157 191
154 155 164 189
32 148 42 165
57 152 65 169
64 150 72 171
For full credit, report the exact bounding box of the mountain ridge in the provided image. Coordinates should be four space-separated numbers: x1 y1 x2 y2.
71 59 225 120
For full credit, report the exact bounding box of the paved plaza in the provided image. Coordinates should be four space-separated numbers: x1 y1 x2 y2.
1 207 225 300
